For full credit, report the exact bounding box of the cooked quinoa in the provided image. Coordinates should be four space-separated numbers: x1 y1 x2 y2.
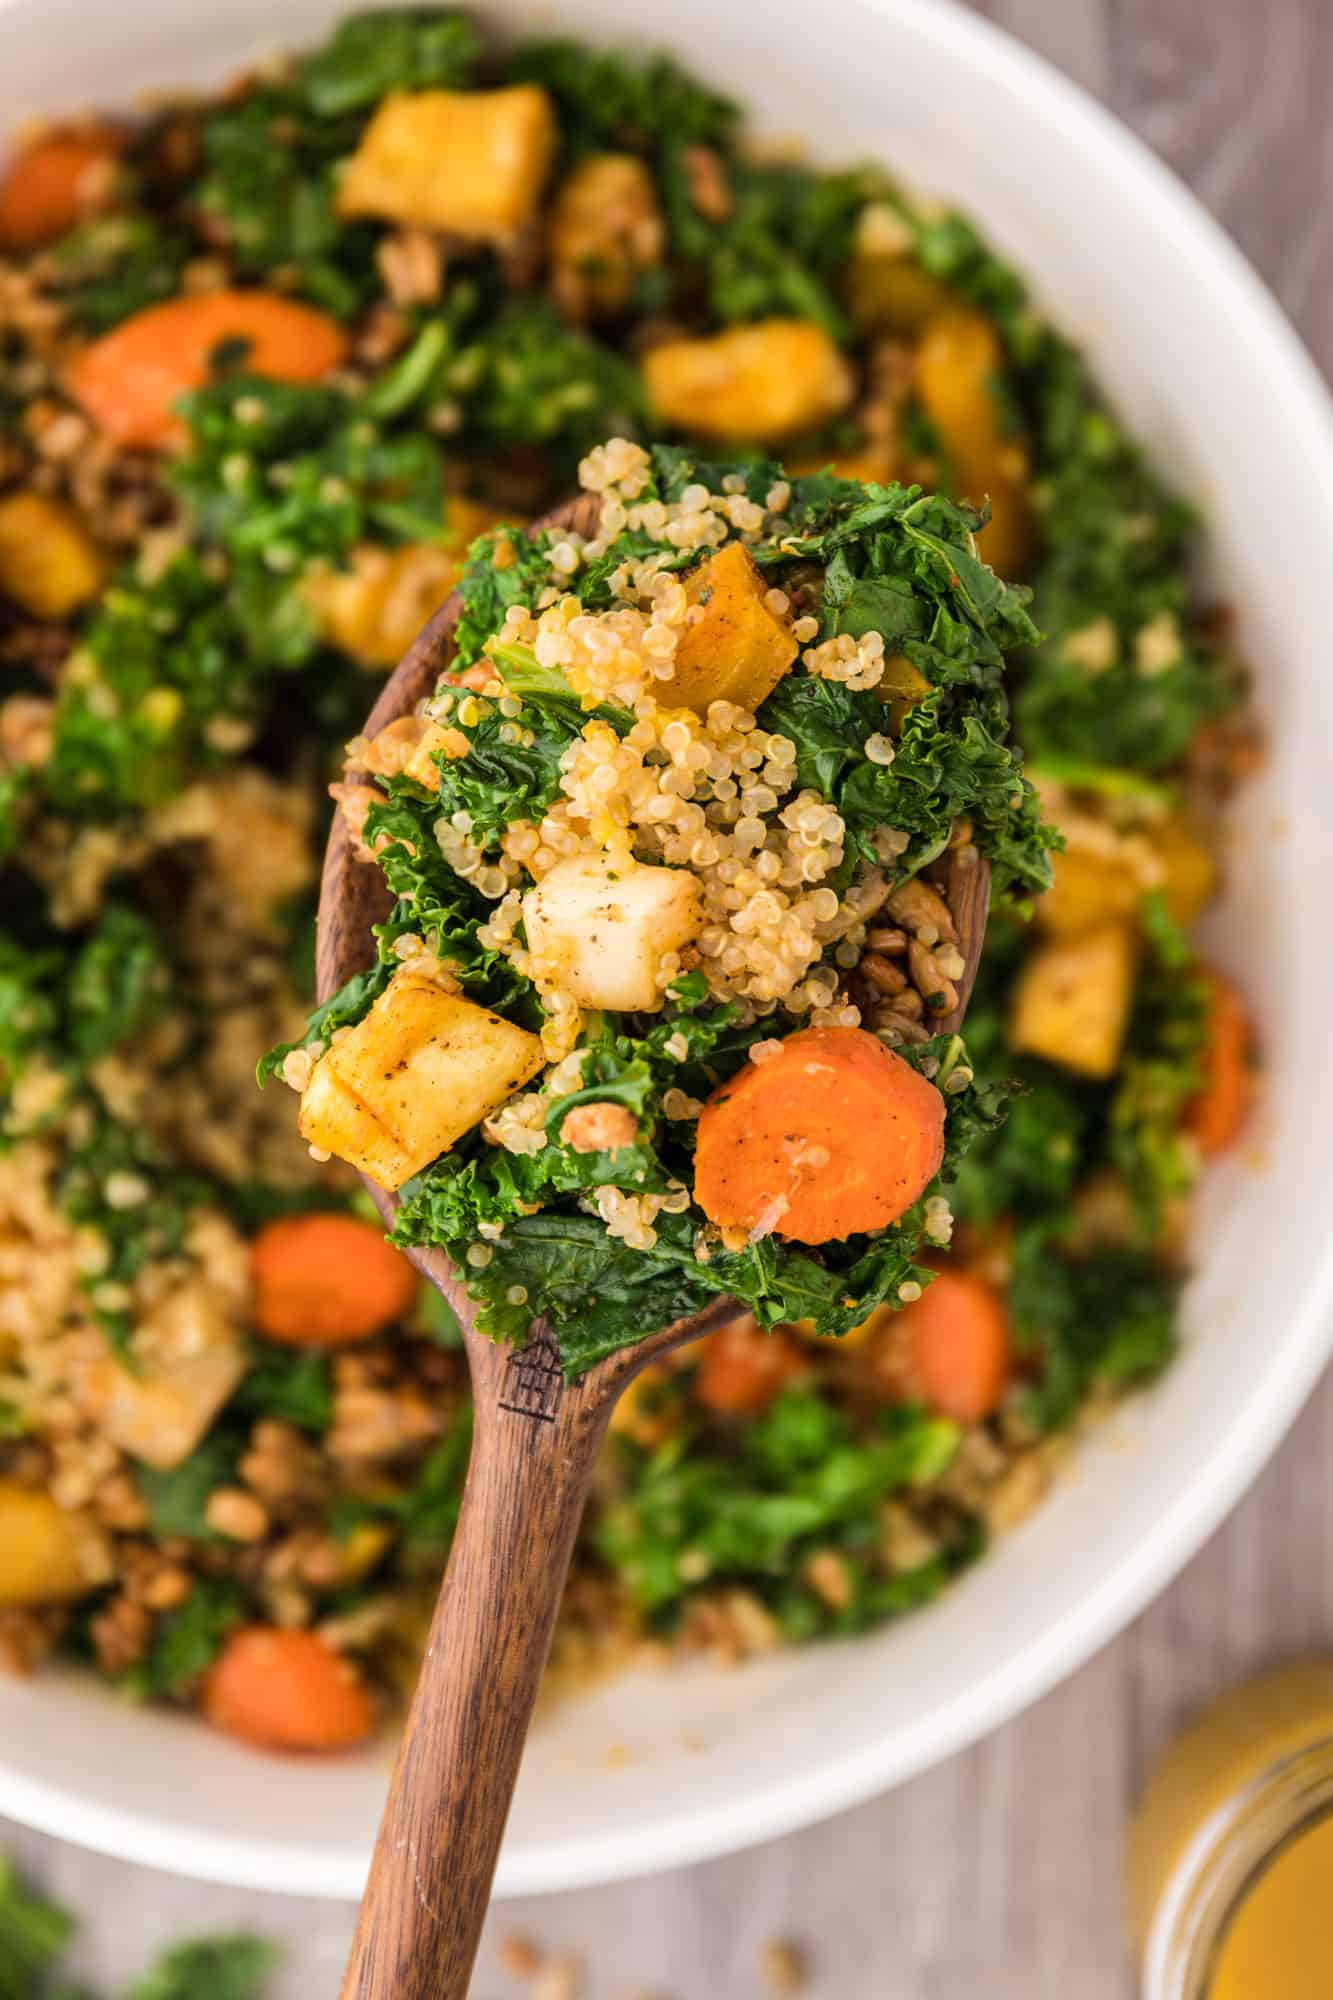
0 10 1253 1739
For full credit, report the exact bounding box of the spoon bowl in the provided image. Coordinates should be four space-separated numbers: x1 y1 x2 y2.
318 498 990 2000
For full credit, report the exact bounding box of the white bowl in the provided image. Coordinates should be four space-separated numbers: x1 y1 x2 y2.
3 0 1333 1903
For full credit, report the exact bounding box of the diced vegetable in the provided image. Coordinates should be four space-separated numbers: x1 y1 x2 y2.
0 1481 106 1605
788 1305 886 1350
787 444 896 485
1154 816 1217 929
202 1627 377 1750
915 307 1033 577
846 250 958 336
608 1363 677 1446
1186 971 1254 1156
0 491 106 620
693 1315 805 1416
522 853 703 1013
1038 846 1142 939
643 318 853 442
1010 922 1136 1079
0 124 123 250
899 1269 1011 1424
66 291 349 447
306 498 513 668
694 1026 946 1245
249 1213 418 1347
549 152 663 319
669 540 798 714
299 967 545 1189
337 86 557 241
877 651 932 732
75 1281 249 1469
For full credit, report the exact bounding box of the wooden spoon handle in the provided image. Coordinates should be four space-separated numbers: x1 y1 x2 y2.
338 1372 612 2000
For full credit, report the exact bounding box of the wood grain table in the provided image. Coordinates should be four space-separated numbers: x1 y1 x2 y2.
6 2 1332 1993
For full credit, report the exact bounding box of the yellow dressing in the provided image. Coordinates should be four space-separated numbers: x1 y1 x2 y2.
1210 1814 1333 2000
1127 1662 1333 1972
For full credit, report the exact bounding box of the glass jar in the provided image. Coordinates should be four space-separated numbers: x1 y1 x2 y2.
1128 1662 1333 2000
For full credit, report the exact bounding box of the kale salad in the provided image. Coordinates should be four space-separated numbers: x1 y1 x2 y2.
0 9 1254 1730
272 442 1054 1372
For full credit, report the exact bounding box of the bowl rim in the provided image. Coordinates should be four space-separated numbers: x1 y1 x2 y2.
3 0 1333 1903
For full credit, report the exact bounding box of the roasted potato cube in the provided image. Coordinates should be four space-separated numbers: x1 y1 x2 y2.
337 87 556 242
1038 847 1142 939
76 1280 249 1470
1010 923 1136 1079
0 490 106 620
549 152 664 319
670 541 798 714
643 319 854 443
915 308 1033 578
300 969 544 1189
523 854 703 1013
0 1481 109 1604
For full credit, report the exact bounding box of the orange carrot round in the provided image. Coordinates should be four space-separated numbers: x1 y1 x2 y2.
693 1027 946 1245
202 1627 376 1752
899 1269 1011 1425
1186 971 1255 1157
66 290 349 447
693 1314 805 1417
249 1213 417 1348
0 125 125 251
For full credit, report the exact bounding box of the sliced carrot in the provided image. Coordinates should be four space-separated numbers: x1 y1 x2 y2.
66 290 349 447
693 1314 805 1417
693 1027 946 1246
1186 971 1255 1157
897 1269 1011 1425
249 1213 417 1348
202 1627 376 1752
0 125 125 251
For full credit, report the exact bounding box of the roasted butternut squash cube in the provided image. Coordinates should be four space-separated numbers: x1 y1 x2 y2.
0 490 106 620
300 969 544 1189
337 87 556 242
76 1280 249 1470
1154 816 1216 929
549 152 663 319
0 1482 108 1604
643 319 854 443
1010 923 1136 1079
877 651 932 731
307 501 514 668
1038 847 1142 939
846 251 959 335
670 541 798 714
523 854 703 1013
915 308 1033 578
787 444 896 485
402 720 467 791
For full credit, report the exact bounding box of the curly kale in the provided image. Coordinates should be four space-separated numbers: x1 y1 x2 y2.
597 1388 973 1629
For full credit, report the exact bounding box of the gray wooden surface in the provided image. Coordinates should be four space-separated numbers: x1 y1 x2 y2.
6 2 1333 1993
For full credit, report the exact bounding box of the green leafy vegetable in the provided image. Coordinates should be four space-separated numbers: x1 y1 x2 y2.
126 1935 277 2000
0 1855 73 2000
136 1433 240 1541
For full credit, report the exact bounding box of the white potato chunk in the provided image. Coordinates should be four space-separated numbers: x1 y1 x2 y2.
300 968 544 1189
76 1278 248 1470
523 854 703 1013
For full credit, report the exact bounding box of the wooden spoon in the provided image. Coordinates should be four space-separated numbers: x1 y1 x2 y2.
320 498 990 2000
